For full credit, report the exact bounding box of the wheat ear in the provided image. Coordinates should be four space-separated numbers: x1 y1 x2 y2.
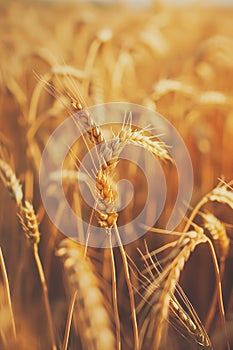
17 201 40 246
183 182 232 346
152 79 194 100
28 65 87 125
57 239 115 350
51 70 105 146
94 140 139 349
66 94 122 347
95 118 172 228
0 158 56 350
184 181 233 233
0 159 23 206
208 182 233 209
17 205 56 350
93 116 172 349
143 241 211 348
118 124 172 162
139 230 210 350
200 212 230 331
94 171 138 349
201 212 230 264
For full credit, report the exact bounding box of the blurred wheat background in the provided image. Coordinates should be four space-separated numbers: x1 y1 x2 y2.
0 0 233 349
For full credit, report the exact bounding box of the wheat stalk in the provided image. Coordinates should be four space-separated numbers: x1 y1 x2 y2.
28 65 87 125
94 118 172 228
92 118 172 348
0 158 56 350
109 234 121 350
141 240 212 347
89 65 106 105
0 285 12 346
0 248 16 342
83 28 112 98
139 230 210 350
91 114 172 350
113 223 139 350
61 290 78 350
1 65 28 117
185 181 233 233
200 211 230 331
183 182 232 341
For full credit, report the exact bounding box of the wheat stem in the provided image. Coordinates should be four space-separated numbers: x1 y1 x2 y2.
109 234 121 350
0 159 56 348
84 206 96 258
184 196 208 232
206 237 230 350
0 247 16 340
33 244 57 350
62 290 77 350
83 30 112 97
205 261 226 331
113 223 139 350
28 72 52 124
184 186 231 348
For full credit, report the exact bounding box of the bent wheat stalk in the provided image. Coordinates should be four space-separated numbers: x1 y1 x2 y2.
143 241 211 347
83 29 112 97
184 181 233 233
146 222 230 349
183 181 233 348
195 212 230 331
138 230 211 349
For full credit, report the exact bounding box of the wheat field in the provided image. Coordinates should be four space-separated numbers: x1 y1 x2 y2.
0 1 233 349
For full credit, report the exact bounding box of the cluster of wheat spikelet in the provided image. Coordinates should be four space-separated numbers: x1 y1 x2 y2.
0 1 233 350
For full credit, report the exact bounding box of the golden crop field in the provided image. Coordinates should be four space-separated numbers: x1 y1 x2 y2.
0 1 233 349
